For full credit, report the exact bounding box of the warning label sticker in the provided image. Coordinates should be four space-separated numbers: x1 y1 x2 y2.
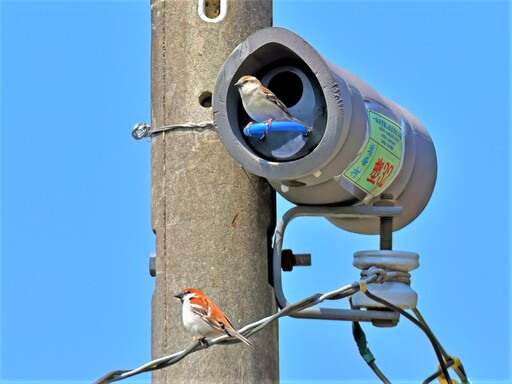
343 110 403 196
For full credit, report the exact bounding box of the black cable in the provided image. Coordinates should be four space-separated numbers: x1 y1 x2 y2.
422 358 454 384
413 308 469 384
363 289 452 383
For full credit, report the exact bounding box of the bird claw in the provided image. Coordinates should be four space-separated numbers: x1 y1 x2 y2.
244 122 254 137
258 119 272 141
196 337 210 349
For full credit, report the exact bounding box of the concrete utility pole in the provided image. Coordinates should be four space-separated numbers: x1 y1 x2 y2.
150 1 277 383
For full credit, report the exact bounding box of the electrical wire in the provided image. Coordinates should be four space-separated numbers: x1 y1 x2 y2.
362 289 452 383
413 308 469 384
422 359 455 384
95 292 331 384
349 296 391 384
352 320 392 384
95 271 466 384
369 361 392 384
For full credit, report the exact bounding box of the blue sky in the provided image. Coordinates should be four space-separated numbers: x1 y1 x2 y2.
1 1 510 383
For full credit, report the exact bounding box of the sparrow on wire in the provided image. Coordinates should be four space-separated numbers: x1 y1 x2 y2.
175 287 253 347
234 75 312 134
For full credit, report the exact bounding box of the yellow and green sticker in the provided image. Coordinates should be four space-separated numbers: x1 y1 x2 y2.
343 110 403 196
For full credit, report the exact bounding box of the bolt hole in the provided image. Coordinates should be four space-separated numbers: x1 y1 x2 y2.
199 91 212 108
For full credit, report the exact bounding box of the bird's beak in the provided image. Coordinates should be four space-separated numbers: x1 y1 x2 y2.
234 80 242 88
174 292 184 300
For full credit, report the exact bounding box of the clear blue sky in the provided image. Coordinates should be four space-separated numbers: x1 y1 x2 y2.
1 1 510 383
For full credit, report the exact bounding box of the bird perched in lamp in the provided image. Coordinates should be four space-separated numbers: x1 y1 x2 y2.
234 75 312 134
175 287 252 347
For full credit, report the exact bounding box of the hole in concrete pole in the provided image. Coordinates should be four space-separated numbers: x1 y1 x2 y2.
204 0 220 19
199 91 212 108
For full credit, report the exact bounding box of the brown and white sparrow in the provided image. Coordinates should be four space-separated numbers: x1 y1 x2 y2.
175 287 252 347
234 75 312 133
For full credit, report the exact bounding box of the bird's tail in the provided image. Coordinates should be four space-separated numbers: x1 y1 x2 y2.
288 115 312 134
228 327 253 347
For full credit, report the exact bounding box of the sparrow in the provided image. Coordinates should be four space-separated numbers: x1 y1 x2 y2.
234 75 312 134
174 287 252 347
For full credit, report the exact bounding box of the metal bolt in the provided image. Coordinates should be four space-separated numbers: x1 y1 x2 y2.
149 252 156 277
282 249 312 272
374 193 396 250
371 309 399 327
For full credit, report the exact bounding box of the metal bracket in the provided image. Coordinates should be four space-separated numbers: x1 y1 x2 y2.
272 204 403 324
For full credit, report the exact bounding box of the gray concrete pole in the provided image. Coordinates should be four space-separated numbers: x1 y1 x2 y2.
150 1 277 383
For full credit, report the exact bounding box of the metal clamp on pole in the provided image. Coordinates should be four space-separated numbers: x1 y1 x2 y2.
272 204 404 326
